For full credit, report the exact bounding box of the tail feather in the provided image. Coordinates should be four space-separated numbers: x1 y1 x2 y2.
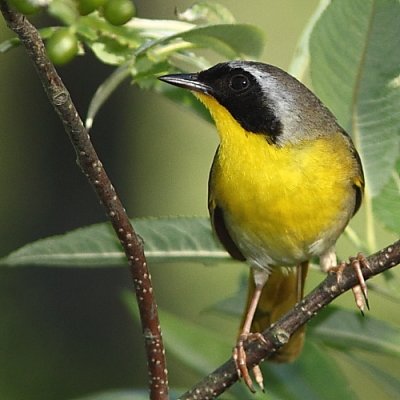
241 261 309 363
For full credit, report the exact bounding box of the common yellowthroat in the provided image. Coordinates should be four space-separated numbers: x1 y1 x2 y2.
159 61 365 390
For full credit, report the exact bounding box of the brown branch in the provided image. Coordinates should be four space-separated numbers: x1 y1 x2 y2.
0 3 168 400
179 240 400 399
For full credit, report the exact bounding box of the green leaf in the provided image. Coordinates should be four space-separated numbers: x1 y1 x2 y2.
85 64 131 130
140 23 264 61
263 341 357 400
180 24 264 59
77 14 264 66
309 307 400 357
161 311 229 376
367 280 400 303
176 1 236 24
88 38 133 65
373 160 400 233
75 15 144 64
310 0 400 197
288 0 330 80
0 217 230 267
344 352 400 399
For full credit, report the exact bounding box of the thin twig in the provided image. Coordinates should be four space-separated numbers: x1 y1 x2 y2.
0 3 168 399
179 240 400 399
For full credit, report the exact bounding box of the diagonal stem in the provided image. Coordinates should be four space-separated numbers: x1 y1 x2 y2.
0 3 168 399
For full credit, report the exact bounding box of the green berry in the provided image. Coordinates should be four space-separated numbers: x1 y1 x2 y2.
9 0 41 15
103 0 136 26
78 0 106 16
46 29 79 66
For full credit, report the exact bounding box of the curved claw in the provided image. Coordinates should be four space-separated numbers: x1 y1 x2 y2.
253 365 265 392
233 333 266 393
332 253 371 313
350 255 369 310
233 337 256 392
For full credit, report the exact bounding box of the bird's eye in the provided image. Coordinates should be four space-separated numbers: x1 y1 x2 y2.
229 74 250 92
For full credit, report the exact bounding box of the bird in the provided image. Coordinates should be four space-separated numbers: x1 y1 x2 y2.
159 61 366 391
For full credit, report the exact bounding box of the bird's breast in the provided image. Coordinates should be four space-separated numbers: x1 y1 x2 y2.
209 127 357 268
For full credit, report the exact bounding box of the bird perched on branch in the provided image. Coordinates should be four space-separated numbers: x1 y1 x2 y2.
159 61 367 391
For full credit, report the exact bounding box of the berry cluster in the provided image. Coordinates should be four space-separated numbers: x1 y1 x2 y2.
8 0 136 65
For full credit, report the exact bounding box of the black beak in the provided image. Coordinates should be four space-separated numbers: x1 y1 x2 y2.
158 73 212 95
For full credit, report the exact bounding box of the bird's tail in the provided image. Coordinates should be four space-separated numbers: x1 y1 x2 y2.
241 261 309 362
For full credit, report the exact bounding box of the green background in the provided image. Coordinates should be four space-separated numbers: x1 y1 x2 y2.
1 1 397 399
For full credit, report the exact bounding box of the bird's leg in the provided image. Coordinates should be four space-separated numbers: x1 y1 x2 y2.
334 253 371 313
320 248 371 313
234 269 268 392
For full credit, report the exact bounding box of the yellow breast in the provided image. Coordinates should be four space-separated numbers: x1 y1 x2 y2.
200 94 357 267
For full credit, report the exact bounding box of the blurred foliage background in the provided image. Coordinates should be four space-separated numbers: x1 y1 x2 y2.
1 1 399 399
